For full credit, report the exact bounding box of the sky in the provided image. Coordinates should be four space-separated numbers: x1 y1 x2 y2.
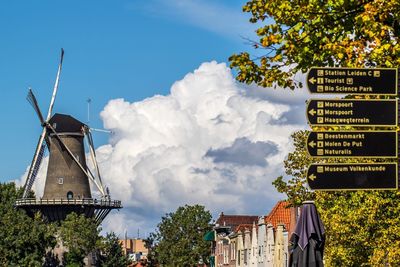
0 0 311 237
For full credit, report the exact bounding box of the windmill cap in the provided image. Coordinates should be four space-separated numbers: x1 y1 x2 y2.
49 113 86 133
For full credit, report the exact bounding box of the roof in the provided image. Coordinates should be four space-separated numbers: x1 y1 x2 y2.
264 200 295 234
215 212 258 230
49 113 86 133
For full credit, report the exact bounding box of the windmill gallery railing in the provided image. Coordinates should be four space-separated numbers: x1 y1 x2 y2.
15 198 122 207
15 198 122 224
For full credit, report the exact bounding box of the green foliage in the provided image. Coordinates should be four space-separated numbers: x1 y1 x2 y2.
144 234 158 267
151 204 212 266
229 0 400 89
59 213 101 266
98 232 130 267
317 190 400 266
272 130 314 206
0 182 56 266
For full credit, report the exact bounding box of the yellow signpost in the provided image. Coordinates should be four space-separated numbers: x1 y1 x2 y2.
306 99 398 127
307 163 398 190
306 131 398 158
305 67 398 190
307 67 398 95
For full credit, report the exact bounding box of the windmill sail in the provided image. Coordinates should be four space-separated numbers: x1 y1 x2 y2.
27 89 45 124
46 48 64 121
85 127 106 197
23 130 47 198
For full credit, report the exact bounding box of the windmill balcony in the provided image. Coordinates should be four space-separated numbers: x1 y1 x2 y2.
15 198 122 207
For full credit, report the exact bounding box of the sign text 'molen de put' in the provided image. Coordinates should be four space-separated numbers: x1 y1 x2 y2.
306 131 398 158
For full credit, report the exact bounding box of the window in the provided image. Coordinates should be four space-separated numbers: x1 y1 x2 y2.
58 177 64 184
67 191 73 200
224 247 228 264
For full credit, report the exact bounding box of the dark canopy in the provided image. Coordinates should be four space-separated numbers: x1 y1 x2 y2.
289 201 325 267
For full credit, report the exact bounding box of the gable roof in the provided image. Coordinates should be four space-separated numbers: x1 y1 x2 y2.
265 200 296 234
215 212 258 230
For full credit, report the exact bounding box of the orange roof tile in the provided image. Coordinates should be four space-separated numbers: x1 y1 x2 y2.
265 200 295 234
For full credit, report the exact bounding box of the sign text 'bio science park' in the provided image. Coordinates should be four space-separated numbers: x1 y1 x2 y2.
307 67 398 95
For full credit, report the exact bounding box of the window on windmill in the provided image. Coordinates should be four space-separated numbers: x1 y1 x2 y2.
67 191 73 200
58 177 64 184
52 123 57 129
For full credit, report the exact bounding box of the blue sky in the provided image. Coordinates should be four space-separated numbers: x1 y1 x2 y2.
0 0 256 181
1 1 310 236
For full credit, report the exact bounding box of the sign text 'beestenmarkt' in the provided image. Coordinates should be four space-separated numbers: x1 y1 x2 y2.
307 67 398 95
307 131 397 158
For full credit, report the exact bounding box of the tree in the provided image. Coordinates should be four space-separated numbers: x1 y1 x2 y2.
230 1 400 265
59 212 101 266
272 130 314 206
151 204 212 266
98 232 130 267
0 182 56 266
229 0 400 89
144 234 159 267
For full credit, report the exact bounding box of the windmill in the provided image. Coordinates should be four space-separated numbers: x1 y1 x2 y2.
16 49 121 224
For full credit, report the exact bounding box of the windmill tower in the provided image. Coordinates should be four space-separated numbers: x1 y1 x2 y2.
16 49 121 224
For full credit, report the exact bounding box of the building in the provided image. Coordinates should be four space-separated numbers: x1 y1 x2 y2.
208 201 298 267
120 238 148 262
213 213 259 267
263 200 297 267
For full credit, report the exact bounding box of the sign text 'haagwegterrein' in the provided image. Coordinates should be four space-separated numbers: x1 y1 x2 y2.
306 99 398 127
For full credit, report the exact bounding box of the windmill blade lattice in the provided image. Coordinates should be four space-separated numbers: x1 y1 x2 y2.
22 130 47 198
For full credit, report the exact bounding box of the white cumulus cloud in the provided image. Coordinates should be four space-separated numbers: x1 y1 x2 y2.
98 61 307 236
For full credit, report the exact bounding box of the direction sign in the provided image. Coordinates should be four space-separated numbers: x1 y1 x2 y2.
307 67 398 95
307 131 398 158
307 163 398 190
306 99 398 127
